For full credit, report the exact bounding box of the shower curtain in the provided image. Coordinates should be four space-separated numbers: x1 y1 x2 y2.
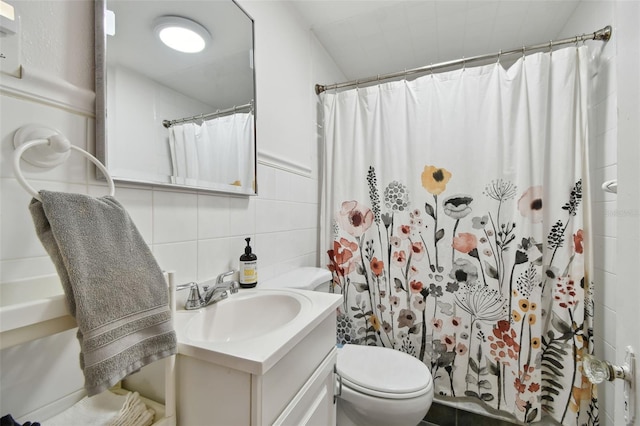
321 46 597 424
168 112 254 188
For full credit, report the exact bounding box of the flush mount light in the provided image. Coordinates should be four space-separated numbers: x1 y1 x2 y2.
153 16 211 53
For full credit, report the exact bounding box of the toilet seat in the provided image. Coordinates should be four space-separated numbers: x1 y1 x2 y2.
337 345 433 400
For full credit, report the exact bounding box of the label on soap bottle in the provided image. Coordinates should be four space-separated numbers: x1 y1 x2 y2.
240 260 258 285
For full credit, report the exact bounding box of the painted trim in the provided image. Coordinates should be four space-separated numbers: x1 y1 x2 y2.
20 388 87 423
258 150 312 177
0 66 95 117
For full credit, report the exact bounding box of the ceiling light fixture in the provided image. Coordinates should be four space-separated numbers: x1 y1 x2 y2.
153 16 211 53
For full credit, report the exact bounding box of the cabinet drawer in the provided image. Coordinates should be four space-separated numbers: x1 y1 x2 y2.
256 314 336 425
273 348 337 426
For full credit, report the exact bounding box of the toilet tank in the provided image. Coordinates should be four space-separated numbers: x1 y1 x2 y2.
260 267 332 292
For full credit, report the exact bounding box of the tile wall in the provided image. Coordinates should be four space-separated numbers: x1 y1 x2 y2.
0 0 345 418
2 0 637 422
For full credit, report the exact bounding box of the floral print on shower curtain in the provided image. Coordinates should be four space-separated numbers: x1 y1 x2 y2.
321 47 598 424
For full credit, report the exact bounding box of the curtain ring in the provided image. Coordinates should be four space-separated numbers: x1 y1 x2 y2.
522 45 526 59
549 40 553 55
497 50 502 64
462 56 466 71
430 64 434 78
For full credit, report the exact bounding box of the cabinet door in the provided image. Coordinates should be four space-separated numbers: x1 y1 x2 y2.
273 348 337 426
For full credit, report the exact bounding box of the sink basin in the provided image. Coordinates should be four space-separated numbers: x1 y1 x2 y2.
186 291 304 343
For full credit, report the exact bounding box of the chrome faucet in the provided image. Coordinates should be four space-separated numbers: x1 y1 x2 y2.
176 270 239 310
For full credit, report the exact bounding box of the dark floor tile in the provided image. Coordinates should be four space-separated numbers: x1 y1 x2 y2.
456 408 519 425
424 402 456 426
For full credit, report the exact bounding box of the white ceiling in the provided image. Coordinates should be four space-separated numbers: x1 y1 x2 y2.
107 1 584 108
290 0 582 82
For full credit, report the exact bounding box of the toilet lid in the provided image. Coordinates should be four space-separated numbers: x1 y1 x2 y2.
337 345 433 398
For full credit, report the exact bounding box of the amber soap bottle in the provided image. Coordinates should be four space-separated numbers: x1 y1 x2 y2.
239 237 258 288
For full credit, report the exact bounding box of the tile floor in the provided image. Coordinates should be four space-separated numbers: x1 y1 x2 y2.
422 402 519 426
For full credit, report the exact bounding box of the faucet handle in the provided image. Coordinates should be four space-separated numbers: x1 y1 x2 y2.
176 282 197 291
228 280 240 294
216 270 236 284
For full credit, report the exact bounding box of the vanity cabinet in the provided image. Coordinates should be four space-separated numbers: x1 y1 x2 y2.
176 313 337 425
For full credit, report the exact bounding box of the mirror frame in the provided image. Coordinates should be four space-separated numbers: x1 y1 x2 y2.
95 0 257 196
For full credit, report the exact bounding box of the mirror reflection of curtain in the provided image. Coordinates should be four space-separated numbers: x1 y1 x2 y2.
168 112 254 188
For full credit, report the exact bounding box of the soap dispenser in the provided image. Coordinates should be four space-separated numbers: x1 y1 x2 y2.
239 237 258 288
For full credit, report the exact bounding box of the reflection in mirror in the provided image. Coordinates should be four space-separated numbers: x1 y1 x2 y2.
96 0 256 195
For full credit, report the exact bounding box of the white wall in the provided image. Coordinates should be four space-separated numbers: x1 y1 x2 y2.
614 2 640 425
3 0 636 423
107 64 215 181
0 0 344 418
560 2 640 425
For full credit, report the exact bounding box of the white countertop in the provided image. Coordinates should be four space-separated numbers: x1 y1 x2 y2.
174 288 342 375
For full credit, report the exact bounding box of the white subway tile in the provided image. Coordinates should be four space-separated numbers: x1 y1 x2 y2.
228 196 255 237
198 193 230 239
253 232 279 267
152 240 198 309
593 57 617 103
600 127 617 169
1 178 87 260
255 199 281 234
594 93 618 136
592 200 618 238
593 235 618 275
275 168 293 201
196 237 236 283
602 305 617 347
602 235 617 274
287 201 308 230
0 257 56 283
152 190 198 243
152 241 198 282
600 380 615 426
593 268 617 311
601 200 618 238
256 163 276 200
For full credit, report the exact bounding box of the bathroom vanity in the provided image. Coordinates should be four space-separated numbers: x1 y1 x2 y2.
173 289 342 425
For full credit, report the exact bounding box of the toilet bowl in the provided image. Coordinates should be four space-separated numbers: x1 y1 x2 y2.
261 267 434 426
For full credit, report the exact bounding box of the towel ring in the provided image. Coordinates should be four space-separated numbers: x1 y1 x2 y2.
13 125 115 202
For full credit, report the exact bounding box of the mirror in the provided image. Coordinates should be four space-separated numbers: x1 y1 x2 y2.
95 0 256 195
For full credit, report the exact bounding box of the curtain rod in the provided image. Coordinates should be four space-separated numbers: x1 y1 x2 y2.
162 102 254 128
315 25 612 95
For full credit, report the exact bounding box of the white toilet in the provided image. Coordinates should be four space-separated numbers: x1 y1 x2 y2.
261 267 434 426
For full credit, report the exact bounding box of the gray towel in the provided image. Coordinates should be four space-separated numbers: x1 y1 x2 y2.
29 191 177 396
